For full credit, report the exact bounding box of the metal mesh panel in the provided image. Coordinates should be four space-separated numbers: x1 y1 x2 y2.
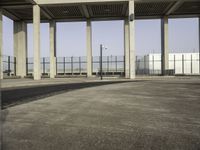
2 55 16 77
5 54 198 78
41 57 50 74
136 53 200 75
136 55 162 75
27 57 33 75
135 2 174 16
88 4 124 17
173 2 200 15
92 55 125 75
56 56 87 74
47 5 83 18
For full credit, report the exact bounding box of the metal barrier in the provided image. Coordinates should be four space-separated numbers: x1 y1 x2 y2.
3 53 200 78
92 55 125 76
41 57 50 75
26 57 50 76
56 56 87 75
26 57 33 76
25 56 125 77
136 53 200 75
2 55 16 77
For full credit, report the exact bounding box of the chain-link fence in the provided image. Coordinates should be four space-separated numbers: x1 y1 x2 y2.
2 55 16 77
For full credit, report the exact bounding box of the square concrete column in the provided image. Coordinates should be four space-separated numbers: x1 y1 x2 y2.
86 19 92 77
33 5 41 80
124 18 130 78
129 0 136 79
0 9 3 79
199 17 200 74
50 21 56 78
161 16 169 75
14 21 27 78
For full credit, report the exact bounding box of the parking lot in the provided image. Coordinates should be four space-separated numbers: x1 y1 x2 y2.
2 77 200 150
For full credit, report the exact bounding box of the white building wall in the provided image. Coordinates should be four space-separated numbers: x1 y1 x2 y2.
140 53 200 75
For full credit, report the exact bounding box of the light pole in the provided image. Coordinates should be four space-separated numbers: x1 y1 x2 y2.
100 44 107 80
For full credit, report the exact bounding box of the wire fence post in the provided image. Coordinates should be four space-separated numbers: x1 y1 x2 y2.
100 45 103 79
115 56 117 73
63 57 65 74
43 57 45 75
92 56 94 75
26 58 28 76
174 54 176 74
124 55 125 75
107 56 109 74
136 56 138 75
79 57 81 74
153 55 154 75
56 57 58 75
8 56 10 76
182 54 184 74
144 55 146 75
191 54 193 74
99 56 101 76
71 56 73 75
14 57 16 76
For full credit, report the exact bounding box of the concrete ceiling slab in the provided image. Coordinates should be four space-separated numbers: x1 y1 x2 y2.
0 0 200 21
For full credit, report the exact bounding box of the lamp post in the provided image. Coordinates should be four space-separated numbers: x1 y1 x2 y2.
100 44 107 80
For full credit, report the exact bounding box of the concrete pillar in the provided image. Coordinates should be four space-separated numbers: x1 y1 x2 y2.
161 16 169 75
129 0 136 79
50 21 56 78
33 5 41 80
86 19 92 77
0 9 3 79
199 17 200 74
124 18 130 78
14 21 27 78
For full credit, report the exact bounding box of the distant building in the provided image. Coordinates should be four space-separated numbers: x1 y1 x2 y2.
136 53 200 75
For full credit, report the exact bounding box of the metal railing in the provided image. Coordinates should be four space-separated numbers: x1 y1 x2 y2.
56 56 87 75
92 55 125 76
2 55 16 77
26 56 125 76
136 53 200 75
3 53 200 78
26 57 50 76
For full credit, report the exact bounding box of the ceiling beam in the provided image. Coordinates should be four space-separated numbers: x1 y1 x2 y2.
25 0 37 5
37 0 128 5
40 7 52 20
81 5 90 18
0 5 32 9
166 0 184 15
42 7 55 18
2 9 21 21
122 3 128 16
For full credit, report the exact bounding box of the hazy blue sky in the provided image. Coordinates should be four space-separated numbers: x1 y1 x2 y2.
2 16 199 57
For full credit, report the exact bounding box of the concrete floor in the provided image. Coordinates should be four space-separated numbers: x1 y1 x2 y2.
2 78 200 150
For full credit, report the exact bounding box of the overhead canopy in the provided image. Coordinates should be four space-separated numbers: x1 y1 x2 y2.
0 0 200 22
